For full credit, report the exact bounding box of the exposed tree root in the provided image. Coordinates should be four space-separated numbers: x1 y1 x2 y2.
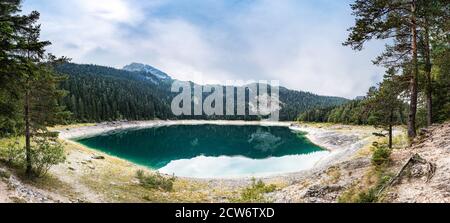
377 153 436 197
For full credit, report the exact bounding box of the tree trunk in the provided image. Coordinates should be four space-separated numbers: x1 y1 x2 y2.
408 1 419 139
389 111 393 149
424 18 433 127
25 86 32 176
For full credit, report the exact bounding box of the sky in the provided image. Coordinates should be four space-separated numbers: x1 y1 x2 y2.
22 0 387 99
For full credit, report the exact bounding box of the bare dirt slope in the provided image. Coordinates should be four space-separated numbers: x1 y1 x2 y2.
387 122 450 203
0 166 71 203
268 122 450 203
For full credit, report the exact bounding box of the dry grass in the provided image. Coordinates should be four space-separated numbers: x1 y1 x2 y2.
1 135 223 203
58 140 229 203
323 166 341 184
354 136 378 159
337 166 380 203
48 123 97 131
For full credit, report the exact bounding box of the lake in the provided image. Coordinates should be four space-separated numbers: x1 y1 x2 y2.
76 124 329 178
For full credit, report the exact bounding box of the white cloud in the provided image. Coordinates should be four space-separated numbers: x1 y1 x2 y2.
77 0 141 23
23 0 386 98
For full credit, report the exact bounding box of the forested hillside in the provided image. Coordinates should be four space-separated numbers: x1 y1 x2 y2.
57 63 174 122
298 97 408 125
55 63 348 122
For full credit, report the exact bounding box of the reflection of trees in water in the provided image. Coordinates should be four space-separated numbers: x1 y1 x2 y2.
190 138 199 147
78 125 322 169
248 128 283 152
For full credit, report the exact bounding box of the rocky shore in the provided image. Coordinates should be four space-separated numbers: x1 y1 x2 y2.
53 121 379 188
2 121 409 203
56 121 377 180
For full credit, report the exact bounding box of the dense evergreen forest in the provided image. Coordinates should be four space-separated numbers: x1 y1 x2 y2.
298 96 409 125
55 63 348 123
56 63 174 122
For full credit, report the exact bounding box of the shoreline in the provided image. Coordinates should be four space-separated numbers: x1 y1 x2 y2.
57 120 293 140
55 120 376 181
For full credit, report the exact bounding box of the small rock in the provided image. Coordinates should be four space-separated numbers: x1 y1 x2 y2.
92 155 105 160
304 185 343 198
68 167 76 171
410 164 427 178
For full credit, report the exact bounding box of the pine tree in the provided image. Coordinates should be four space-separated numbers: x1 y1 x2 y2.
344 0 422 138
417 0 448 126
365 69 404 148
345 0 450 137
0 0 26 136
5 6 69 175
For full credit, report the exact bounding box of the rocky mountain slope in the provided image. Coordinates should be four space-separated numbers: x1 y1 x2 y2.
123 63 172 80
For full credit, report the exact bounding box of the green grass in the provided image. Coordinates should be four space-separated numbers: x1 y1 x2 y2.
136 170 176 192
231 178 277 203
339 142 394 203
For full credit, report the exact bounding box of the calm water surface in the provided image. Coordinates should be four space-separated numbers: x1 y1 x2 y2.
77 125 328 178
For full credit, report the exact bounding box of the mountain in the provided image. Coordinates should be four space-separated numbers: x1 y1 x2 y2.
55 63 349 122
123 63 171 80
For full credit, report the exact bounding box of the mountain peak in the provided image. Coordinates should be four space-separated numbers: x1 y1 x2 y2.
123 63 171 80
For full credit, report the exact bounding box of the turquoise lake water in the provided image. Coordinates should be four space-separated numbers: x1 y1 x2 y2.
77 125 329 178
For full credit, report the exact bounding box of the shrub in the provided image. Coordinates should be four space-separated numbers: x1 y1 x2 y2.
0 168 11 179
136 170 176 192
371 145 391 167
30 138 66 177
356 188 378 203
233 178 277 203
5 139 25 165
